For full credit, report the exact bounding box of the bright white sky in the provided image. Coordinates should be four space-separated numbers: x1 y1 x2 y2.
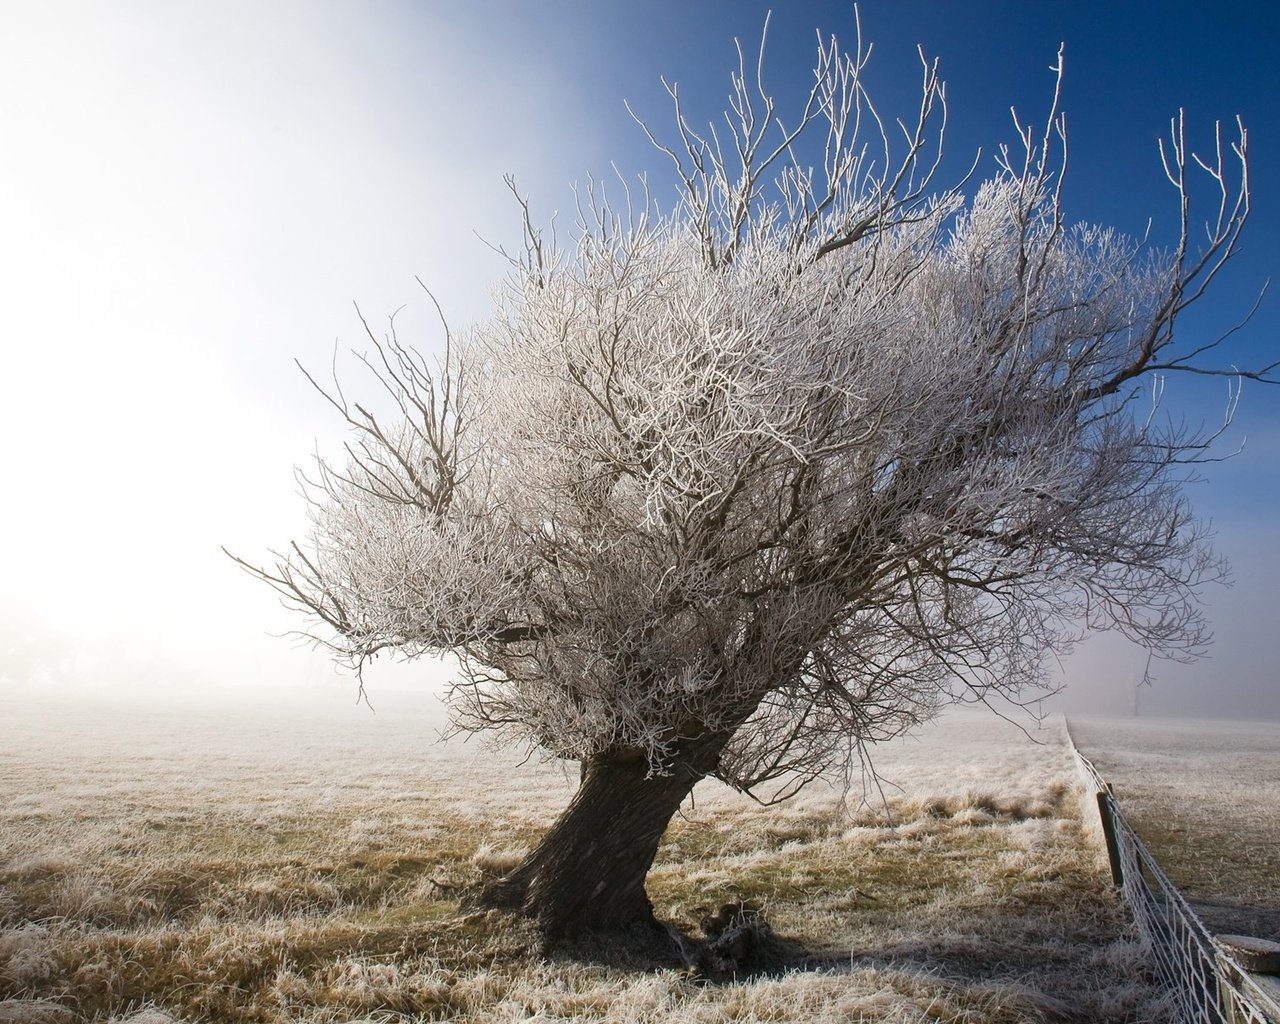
2 1 1276 716
1 2 590 692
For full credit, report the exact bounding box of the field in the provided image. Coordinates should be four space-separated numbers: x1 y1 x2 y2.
0 687 1170 1023
1067 715 1280 942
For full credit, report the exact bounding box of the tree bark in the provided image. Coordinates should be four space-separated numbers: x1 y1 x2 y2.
480 740 725 937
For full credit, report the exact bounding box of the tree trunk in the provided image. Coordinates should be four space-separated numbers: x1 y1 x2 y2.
480 742 722 937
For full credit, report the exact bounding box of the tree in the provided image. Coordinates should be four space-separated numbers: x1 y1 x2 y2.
234 21 1265 939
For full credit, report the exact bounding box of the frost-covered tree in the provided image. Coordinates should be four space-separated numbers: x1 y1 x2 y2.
236 24 1264 937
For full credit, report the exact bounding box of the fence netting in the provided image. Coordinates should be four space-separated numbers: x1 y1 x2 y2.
1068 730 1279 1024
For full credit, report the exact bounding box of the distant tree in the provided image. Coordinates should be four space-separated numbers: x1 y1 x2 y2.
234 21 1265 939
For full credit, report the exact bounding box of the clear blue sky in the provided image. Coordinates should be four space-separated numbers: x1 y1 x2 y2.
1 1 1275 715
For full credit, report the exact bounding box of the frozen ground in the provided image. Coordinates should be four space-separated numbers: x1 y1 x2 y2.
0 686 1169 1023
1067 715 1280 941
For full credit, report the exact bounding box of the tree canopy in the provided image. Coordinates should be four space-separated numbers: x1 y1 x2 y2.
235 22 1263 936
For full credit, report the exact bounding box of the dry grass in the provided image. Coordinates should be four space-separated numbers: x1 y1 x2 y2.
0 688 1171 1023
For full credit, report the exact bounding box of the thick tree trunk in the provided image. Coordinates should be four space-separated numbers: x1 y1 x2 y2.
480 741 723 937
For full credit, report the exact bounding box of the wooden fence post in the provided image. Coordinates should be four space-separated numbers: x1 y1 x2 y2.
1095 786 1124 888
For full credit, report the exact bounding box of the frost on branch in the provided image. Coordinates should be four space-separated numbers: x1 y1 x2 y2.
234 27 1260 800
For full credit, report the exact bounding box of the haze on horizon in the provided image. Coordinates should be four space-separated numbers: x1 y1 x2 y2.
2 1 1277 721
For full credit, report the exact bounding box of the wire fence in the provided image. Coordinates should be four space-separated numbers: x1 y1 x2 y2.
1066 725 1280 1024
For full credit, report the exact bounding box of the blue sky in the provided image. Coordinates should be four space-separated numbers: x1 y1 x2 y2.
1 1 1276 716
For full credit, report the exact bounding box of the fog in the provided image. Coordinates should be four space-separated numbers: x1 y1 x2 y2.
1 1 594 704
1046 521 1280 720
2 1 1276 723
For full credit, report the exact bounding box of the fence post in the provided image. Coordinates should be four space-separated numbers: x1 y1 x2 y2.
1095 785 1124 888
